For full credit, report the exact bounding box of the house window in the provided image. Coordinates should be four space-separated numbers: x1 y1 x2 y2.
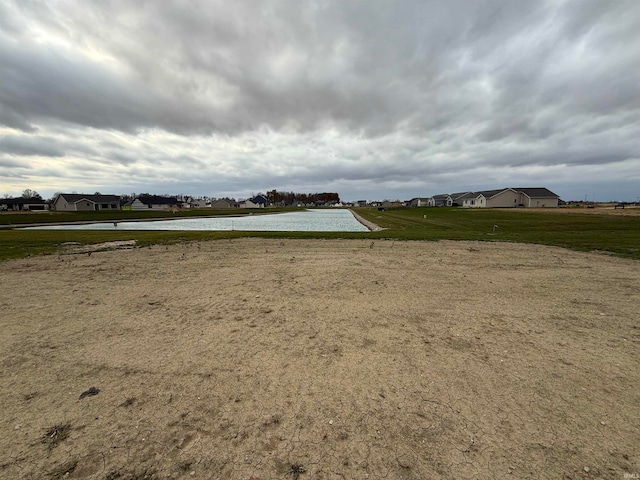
101 204 109 209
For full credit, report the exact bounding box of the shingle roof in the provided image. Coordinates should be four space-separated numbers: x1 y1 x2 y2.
476 189 506 198
251 195 268 204
457 192 478 200
2 197 47 205
450 192 472 200
58 194 121 203
136 195 179 205
512 188 559 198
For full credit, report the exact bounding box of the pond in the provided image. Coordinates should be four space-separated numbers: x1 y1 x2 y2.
26 209 371 232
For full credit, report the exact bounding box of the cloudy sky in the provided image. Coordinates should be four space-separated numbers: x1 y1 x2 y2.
1 0 639 202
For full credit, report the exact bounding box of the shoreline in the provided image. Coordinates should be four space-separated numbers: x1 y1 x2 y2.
0 212 260 230
349 209 385 231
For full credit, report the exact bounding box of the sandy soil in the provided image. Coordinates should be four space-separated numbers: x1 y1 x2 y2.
1 238 639 479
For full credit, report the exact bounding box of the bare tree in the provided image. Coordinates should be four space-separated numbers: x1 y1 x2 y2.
22 189 42 199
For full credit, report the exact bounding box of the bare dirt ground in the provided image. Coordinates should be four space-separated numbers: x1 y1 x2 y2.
1 238 639 479
526 206 640 216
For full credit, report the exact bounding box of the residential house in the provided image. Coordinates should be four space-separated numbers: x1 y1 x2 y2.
179 197 207 209
54 194 121 211
462 189 510 208
1 197 49 211
429 194 452 207
462 188 560 208
457 192 479 207
189 198 208 209
130 195 180 211
513 188 560 208
409 198 431 207
450 192 472 206
210 198 239 209
240 194 268 208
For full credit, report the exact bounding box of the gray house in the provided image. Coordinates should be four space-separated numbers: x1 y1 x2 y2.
462 188 560 208
210 198 239 209
54 194 121 211
131 196 180 211
429 194 452 207
409 198 431 207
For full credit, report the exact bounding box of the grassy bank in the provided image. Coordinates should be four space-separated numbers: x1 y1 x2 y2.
357 207 640 259
1 207 638 261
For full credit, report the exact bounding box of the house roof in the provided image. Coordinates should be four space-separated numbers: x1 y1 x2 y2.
450 192 472 200
212 198 237 204
2 197 47 205
431 194 450 200
476 189 508 198
251 195 268 204
58 194 121 203
512 187 559 198
136 195 179 205
457 192 478 201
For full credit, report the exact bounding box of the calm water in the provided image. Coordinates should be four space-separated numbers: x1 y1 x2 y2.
27 209 370 232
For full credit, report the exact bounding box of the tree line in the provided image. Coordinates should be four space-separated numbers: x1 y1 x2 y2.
265 190 340 205
4 189 341 205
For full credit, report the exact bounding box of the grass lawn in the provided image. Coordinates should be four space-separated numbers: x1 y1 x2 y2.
357 207 640 259
1 207 638 261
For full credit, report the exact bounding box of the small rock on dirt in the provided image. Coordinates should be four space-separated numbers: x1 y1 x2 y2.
79 387 100 399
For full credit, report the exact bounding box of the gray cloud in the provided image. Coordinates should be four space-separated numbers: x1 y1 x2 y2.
0 135 65 157
0 0 639 201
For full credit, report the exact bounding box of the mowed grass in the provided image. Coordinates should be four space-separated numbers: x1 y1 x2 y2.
0 207 639 261
357 207 640 259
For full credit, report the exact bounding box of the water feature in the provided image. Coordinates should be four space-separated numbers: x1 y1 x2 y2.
26 209 370 232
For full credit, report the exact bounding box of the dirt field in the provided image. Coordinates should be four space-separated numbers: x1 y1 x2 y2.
1 238 639 479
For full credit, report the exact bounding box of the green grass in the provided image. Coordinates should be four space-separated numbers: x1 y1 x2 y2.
355 207 640 259
1 207 638 261
0 229 368 261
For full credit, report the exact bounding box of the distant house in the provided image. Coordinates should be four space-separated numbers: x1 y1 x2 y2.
429 194 452 207
461 189 507 208
189 198 208 209
130 195 180 211
54 194 121 211
240 194 268 208
456 192 478 207
450 192 472 206
409 198 430 207
1 197 49 211
210 198 239 209
462 188 560 208
513 188 560 208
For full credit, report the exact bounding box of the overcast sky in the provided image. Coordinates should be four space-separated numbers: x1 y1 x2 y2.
1 1 639 202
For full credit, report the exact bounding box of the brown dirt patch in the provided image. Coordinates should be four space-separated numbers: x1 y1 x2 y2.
1 238 639 479
528 206 640 216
